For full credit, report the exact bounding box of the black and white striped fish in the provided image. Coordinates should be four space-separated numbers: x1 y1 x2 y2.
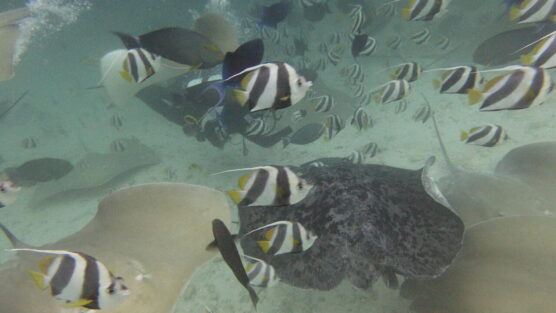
244 255 279 288
323 113 345 140
436 36 450 50
353 84 365 98
387 36 402 50
402 0 448 21
342 63 365 83
11 249 129 310
119 48 160 83
311 95 335 112
391 62 422 82
349 4 366 34
351 107 371 130
359 92 373 106
0 180 20 208
229 62 313 113
410 28 431 45
224 165 313 206
374 79 411 104
395 99 408 113
432 66 484 94
461 124 508 147
521 31 556 68
244 221 317 256
468 66 554 111
346 150 365 164
509 0 556 24
352 34 376 57
327 47 342 66
291 109 308 122
413 105 431 123
359 142 378 158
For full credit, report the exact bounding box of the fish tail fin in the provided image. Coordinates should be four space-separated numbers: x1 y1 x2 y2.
509 6 520 21
467 89 482 105
28 271 48 291
401 8 411 20
460 131 468 141
0 222 30 248
111 31 141 49
226 190 244 204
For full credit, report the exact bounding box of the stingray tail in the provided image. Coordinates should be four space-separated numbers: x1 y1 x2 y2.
0 222 31 248
421 94 458 174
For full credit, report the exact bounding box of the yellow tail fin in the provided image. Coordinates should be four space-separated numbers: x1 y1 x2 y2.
467 89 482 105
509 6 520 21
460 131 468 141
226 190 243 204
521 54 533 66
119 71 133 83
401 8 411 20
66 299 93 308
233 89 248 106
27 271 48 291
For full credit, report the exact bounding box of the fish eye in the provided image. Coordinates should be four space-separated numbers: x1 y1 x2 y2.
297 182 303 190
297 78 302 87
107 286 116 295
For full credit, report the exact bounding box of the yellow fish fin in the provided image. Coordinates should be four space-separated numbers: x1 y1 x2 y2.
520 54 533 66
433 79 441 89
264 227 276 240
204 44 221 52
467 89 483 105
509 6 521 21
241 72 255 89
460 131 468 141
234 89 248 106
226 190 243 204
187 64 202 72
238 173 253 189
28 271 48 291
280 95 290 101
245 263 255 272
484 75 505 92
66 299 93 308
401 8 411 21
292 237 300 246
257 240 271 253
119 71 133 83
38 256 55 274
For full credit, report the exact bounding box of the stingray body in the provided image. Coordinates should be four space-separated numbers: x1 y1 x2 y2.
403 216 556 313
238 158 464 290
0 183 231 313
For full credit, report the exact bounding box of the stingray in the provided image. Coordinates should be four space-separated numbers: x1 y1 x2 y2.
0 182 231 313
30 138 160 207
237 157 464 291
0 7 31 83
4 157 73 187
401 216 556 313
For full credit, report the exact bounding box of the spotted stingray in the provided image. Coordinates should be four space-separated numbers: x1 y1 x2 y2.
238 158 464 290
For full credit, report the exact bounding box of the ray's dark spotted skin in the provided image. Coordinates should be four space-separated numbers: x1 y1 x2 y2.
238 158 464 291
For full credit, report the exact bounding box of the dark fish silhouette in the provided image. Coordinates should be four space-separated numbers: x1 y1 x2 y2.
282 123 324 148
259 0 291 29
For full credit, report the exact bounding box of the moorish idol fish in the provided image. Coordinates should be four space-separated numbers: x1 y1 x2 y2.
9 248 129 310
243 220 318 256
221 165 313 207
351 34 376 57
373 79 411 104
243 255 279 288
119 48 161 83
468 66 554 111
351 107 371 131
431 65 484 94
509 0 556 24
391 62 422 82
461 124 508 147
323 113 345 140
402 0 450 21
